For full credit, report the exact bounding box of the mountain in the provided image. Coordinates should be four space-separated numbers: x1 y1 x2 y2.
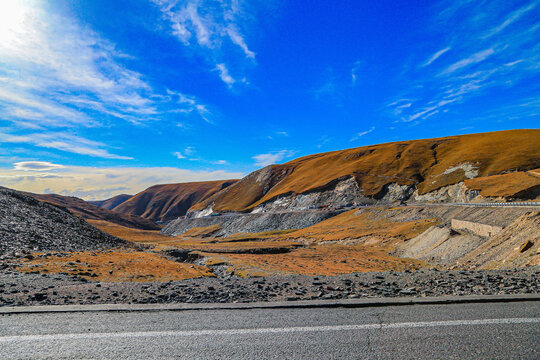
111 180 238 222
0 187 125 255
90 194 132 210
190 129 540 214
27 193 160 230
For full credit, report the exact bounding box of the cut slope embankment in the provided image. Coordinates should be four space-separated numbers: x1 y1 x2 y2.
190 130 540 215
113 180 238 222
0 187 126 255
273 205 538 270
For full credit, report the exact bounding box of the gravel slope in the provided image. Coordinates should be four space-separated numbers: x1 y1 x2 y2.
0 187 126 256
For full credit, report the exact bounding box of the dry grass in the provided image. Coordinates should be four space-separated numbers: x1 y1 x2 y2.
464 169 540 198
87 219 172 245
198 244 424 277
192 130 540 212
181 224 221 237
287 209 438 244
86 215 431 278
17 250 213 282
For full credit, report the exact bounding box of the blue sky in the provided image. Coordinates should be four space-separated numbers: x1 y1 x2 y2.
0 0 539 199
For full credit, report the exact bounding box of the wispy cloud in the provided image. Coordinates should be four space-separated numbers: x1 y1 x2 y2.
351 61 363 85
267 131 289 140
173 146 228 165
422 47 451 67
482 2 538 38
0 1 210 159
386 0 540 125
215 63 236 86
440 48 495 75
152 0 257 87
252 150 295 167
0 162 242 200
13 161 65 171
0 130 132 160
350 126 375 141
173 152 186 159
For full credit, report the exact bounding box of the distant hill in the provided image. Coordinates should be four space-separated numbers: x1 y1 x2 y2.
191 129 540 213
90 194 132 210
0 187 125 255
27 193 160 230
112 180 238 222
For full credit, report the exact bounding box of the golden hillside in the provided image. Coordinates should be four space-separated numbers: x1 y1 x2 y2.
192 130 540 212
113 180 238 221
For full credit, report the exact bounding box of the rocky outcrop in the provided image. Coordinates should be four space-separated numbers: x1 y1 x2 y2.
0 187 126 256
162 210 343 237
450 219 502 237
410 182 482 203
251 176 373 213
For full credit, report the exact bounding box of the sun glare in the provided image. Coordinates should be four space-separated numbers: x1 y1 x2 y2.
0 0 32 45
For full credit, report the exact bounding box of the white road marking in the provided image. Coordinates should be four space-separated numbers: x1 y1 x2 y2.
0 318 538 342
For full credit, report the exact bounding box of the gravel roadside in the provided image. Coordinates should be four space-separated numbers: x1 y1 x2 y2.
1 265 538 307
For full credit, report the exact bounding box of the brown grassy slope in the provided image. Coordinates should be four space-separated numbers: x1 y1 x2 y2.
18 250 213 282
90 194 132 210
286 209 438 244
464 169 540 198
28 193 160 230
113 180 238 221
192 130 540 212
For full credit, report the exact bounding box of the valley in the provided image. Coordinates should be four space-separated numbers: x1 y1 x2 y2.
1 130 539 307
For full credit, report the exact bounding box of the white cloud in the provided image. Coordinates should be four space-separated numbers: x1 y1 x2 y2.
0 1 211 159
173 152 186 159
0 163 243 201
351 61 362 85
252 150 295 167
350 127 375 141
268 131 289 139
13 161 65 171
483 2 537 38
422 47 451 67
0 131 132 160
152 0 257 86
215 63 236 86
184 146 196 156
387 1 540 126
441 48 495 75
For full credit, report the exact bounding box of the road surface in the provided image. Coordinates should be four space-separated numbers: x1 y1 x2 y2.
0 301 538 359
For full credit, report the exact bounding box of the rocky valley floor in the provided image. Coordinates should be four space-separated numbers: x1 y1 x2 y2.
1 191 538 307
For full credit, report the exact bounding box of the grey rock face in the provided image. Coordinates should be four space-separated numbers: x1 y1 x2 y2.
0 187 125 255
251 177 373 213
162 210 343 237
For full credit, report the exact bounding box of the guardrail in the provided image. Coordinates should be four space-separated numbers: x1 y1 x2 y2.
408 202 540 207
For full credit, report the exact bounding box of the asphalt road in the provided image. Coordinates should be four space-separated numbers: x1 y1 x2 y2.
0 301 538 359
